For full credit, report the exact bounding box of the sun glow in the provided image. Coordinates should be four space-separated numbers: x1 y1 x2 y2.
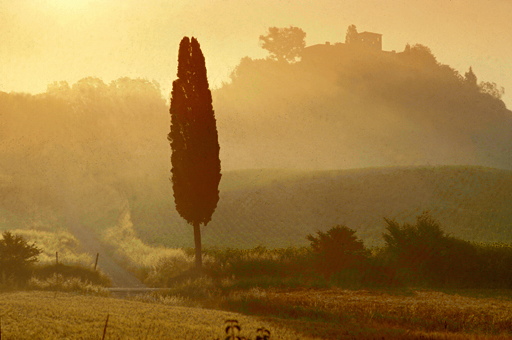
48 0 93 11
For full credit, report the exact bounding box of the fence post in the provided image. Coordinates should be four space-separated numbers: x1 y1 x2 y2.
102 314 109 340
94 253 99 271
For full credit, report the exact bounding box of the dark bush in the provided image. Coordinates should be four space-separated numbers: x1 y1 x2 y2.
307 225 368 278
0 231 42 286
381 212 510 288
472 243 512 288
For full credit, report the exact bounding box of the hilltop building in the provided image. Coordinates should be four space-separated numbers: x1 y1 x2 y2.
302 29 384 61
356 31 382 50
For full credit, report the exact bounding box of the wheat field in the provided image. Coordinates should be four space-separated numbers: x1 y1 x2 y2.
0 291 317 340
228 288 512 339
1 289 511 339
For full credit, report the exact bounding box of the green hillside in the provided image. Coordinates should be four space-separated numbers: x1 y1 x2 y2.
125 165 512 248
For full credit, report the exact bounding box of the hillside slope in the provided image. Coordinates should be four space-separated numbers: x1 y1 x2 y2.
214 44 512 170
3 165 511 249
125 166 512 248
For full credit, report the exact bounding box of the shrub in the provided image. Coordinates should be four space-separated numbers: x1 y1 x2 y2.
28 274 109 295
0 231 42 286
144 254 193 287
307 225 368 278
382 212 482 287
472 242 512 288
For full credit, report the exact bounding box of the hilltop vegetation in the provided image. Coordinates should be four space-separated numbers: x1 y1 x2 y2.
215 41 511 170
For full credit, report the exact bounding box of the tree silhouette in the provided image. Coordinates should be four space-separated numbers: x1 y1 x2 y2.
464 67 477 87
345 24 358 44
479 81 505 99
168 37 221 269
0 231 42 285
259 26 306 63
307 225 367 278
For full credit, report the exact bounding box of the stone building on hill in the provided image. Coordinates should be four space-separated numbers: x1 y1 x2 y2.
356 31 382 50
302 28 384 61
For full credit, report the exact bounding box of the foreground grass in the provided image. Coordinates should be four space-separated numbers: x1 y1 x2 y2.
0 291 314 340
1 289 512 339
222 287 512 339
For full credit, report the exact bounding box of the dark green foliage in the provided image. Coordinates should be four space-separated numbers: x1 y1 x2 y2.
471 243 512 288
382 213 512 288
0 231 42 285
307 226 367 278
169 36 221 268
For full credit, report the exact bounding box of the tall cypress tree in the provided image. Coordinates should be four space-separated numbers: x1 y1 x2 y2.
168 37 221 269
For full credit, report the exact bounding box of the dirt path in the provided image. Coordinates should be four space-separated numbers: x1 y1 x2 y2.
68 222 145 288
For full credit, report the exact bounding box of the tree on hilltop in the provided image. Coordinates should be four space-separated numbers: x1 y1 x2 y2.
259 26 306 63
168 37 221 269
479 81 505 100
464 67 478 87
345 24 358 44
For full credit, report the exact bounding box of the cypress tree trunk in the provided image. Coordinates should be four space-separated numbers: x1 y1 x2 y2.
193 222 202 269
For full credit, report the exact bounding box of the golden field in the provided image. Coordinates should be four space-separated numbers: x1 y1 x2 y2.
231 288 512 339
0 291 311 340
1 289 512 339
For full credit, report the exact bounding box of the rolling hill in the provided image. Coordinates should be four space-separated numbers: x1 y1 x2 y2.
123 165 512 248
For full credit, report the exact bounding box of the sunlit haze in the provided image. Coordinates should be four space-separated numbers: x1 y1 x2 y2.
1 0 511 108
3 3 512 327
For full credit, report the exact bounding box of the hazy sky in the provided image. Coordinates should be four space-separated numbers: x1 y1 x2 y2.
1 0 511 108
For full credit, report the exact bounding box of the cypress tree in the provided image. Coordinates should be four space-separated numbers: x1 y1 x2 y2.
168 37 221 269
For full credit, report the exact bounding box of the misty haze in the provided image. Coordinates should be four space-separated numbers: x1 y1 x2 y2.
1 1 512 339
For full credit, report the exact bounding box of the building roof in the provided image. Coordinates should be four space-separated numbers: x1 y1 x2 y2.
358 31 382 37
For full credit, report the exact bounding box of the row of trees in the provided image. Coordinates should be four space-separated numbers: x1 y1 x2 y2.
307 213 512 288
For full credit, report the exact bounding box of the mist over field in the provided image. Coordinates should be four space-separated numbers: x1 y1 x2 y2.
2 38 512 250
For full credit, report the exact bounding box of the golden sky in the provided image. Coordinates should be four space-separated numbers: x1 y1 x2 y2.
1 0 511 108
